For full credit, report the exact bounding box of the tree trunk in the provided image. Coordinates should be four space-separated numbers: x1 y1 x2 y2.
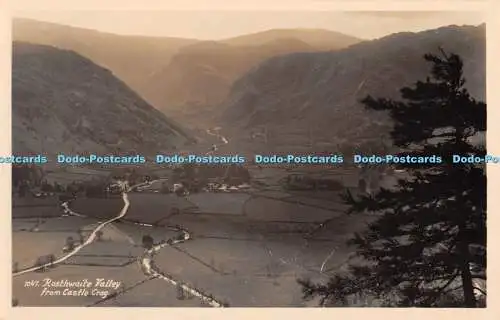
460 260 476 307
458 235 476 307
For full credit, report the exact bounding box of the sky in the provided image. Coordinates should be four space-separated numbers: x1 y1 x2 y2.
12 10 486 40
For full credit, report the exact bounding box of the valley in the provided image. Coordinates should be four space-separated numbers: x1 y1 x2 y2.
10 15 486 307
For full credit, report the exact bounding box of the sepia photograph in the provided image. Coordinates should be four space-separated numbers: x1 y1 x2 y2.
10 9 486 308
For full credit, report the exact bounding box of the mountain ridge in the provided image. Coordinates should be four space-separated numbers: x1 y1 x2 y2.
12 18 200 112
143 31 361 125
221 28 362 49
219 24 485 152
13 18 363 127
12 41 193 157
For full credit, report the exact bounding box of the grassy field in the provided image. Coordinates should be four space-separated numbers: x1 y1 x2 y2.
12 165 376 307
96 277 207 307
70 197 123 218
13 229 76 270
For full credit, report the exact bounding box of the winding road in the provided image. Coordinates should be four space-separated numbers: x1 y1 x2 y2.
205 127 229 149
14 129 228 275
140 232 225 307
13 182 132 276
13 180 226 307
14 128 232 305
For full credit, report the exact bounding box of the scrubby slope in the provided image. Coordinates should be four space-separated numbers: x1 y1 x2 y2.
12 42 193 156
12 18 199 104
221 25 486 150
13 19 361 129
147 31 361 126
144 38 317 119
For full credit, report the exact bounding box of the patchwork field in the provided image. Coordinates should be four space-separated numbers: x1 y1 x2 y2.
12 169 373 307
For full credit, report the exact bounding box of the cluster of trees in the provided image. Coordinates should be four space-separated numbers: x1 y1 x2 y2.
284 174 344 191
12 164 45 197
12 164 44 188
109 167 158 186
142 235 154 249
61 179 119 198
63 236 76 253
84 183 109 198
40 180 65 192
12 165 162 198
299 51 486 307
33 254 56 272
12 166 116 199
170 164 251 192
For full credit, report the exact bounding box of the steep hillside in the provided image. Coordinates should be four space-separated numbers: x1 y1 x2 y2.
13 19 362 129
12 18 199 103
220 24 486 152
12 42 193 156
147 32 361 126
144 38 317 119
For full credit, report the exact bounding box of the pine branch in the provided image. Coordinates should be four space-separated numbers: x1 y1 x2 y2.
473 286 486 296
472 274 486 281
426 272 460 305
440 284 464 297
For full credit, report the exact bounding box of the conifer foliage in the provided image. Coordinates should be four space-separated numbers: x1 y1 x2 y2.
298 50 486 307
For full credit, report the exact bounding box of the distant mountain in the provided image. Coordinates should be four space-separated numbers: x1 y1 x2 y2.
145 31 362 126
12 42 193 156
220 24 486 152
12 18 199 105
221 28 361 50
143 38 316 122
13 19 362 128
